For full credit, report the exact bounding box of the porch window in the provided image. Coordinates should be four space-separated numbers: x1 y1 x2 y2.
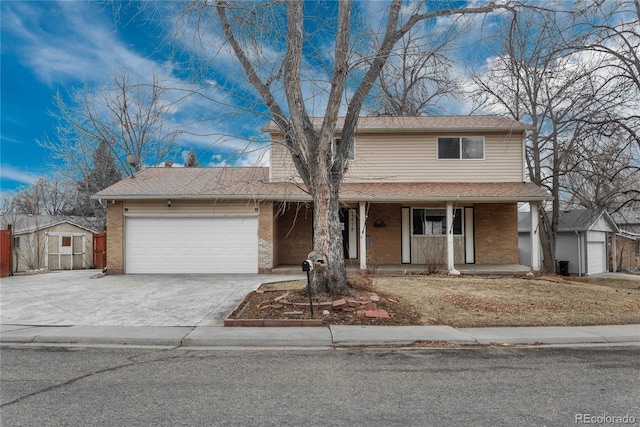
438 137 484 160
412 208 462 235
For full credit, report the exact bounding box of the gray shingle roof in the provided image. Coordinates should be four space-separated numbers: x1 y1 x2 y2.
95 167 549 203
518 209 618 233
0 215 102 235
262 115 530 133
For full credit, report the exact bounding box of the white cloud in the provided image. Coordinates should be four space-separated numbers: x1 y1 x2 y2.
0 164 43 186
2 1 168 87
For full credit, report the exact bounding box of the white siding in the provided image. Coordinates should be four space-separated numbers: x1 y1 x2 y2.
123 200 258 217
556 233 581 275
270 131 525 183
518 233 532 267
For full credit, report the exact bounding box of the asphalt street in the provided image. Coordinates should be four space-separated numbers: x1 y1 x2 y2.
1 346 638 427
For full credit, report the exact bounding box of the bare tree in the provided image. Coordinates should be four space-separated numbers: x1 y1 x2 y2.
364 26 461 116
40 71 183 180
563 130 640 212
469 4 630 272
575 0 640 146
12 176 77 216
178 1 513 292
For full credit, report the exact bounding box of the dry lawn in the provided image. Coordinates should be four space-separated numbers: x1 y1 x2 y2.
372 275 640 327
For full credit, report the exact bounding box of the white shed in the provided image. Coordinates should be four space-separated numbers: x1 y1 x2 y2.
0 215 102 273
518 210 618 276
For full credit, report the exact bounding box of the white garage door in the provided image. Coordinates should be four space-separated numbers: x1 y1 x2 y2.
125 217 258 274
587 242 605 275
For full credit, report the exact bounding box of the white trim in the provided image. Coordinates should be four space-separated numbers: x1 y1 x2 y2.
359 202 367 270
446 202 459 274
123 213 259 218
530 202 541 272
437 136 485 160
464 207 475 263
401 207 411 264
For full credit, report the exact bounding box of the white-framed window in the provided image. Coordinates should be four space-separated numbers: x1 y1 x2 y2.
437 136 484 160
332 137 355 161
412 208 463 236
13 236 20 248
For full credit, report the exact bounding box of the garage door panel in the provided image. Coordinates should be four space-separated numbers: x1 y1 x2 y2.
126 217 258 274
587 242 605 275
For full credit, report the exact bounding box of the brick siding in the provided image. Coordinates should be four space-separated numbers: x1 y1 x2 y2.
474 203 519 264
365 204 402 265
275 203 313 265
106 201 124 274
258 202 274 273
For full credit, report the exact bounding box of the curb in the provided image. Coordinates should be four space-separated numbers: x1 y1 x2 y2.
1 324 638 348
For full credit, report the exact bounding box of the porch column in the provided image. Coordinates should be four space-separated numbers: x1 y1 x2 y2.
446 202 460 275
611 233 617 272
359 201 367 270
530 202 541 272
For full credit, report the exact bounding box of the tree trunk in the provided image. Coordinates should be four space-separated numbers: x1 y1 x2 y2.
539 209 557 273
308 167 348 294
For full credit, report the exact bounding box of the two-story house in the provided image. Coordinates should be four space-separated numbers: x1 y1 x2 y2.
95 115 548 275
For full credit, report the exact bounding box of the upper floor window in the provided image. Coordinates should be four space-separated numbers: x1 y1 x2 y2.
332 137 355 161
438 136 484 160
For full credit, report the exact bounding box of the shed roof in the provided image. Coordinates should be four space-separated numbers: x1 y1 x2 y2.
0 215 102 235
518 209 619 233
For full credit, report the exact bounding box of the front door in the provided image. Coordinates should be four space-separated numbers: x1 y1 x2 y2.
339 208 358 259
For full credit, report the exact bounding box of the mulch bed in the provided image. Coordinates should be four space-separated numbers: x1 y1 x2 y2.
227 285 421 326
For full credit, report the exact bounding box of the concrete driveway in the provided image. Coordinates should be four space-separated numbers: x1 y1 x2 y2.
0 270 303 327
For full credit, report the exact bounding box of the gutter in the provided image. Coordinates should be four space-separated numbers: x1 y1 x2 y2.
91 194 550 203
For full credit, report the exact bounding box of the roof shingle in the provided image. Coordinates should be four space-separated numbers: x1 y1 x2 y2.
262 115 530 133
95 167 549 203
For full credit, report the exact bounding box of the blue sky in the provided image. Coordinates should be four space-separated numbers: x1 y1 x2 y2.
1 1 270 196
0 1 525 197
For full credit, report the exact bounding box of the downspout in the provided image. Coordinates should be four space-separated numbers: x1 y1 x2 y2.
575 230 582 277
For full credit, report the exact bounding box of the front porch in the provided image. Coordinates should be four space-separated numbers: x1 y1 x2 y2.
272 200 543 274
270 263 533 276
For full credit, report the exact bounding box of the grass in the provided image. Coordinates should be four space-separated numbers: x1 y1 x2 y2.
373 275 640 327
262 275 640 327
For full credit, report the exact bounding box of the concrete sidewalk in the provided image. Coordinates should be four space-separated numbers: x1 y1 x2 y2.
1 270 638 349
1 324 638 348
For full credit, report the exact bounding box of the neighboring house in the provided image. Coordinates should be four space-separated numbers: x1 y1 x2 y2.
610 207 640 271
95 115 549 275
518 209 619 276
0 215 101 273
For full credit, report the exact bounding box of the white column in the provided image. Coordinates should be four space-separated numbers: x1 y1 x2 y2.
446 202 459 275
359 201 367 270
530 202 541 272
44 233 49 270
611 232 617 273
